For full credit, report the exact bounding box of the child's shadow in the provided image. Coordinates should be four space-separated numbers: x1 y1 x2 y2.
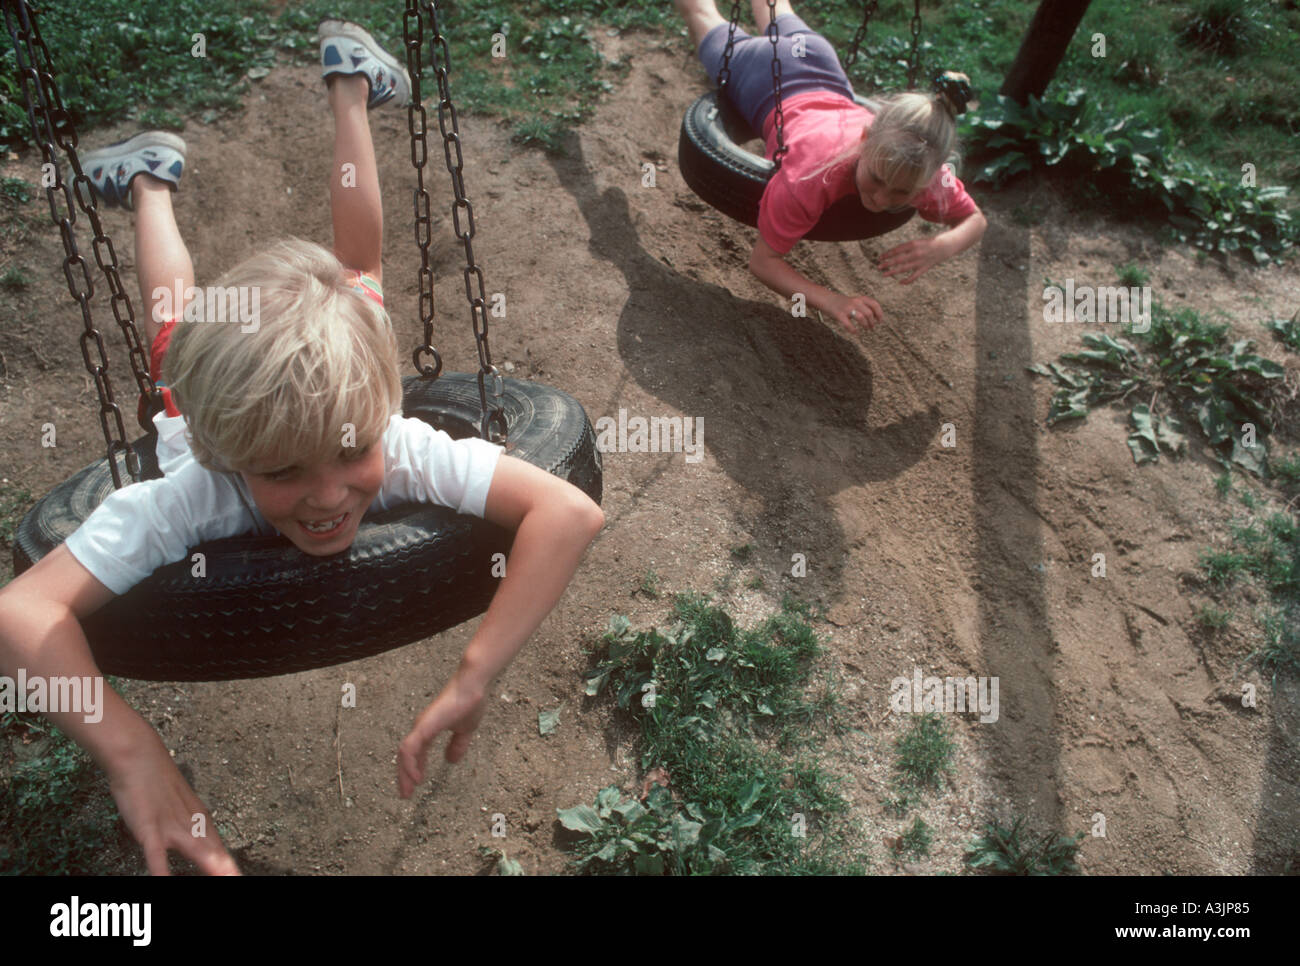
548 134 938 591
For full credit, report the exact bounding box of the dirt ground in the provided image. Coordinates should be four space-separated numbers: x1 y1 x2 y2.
1 28 1298 876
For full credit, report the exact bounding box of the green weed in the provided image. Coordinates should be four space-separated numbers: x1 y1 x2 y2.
1257 606 1300 675
1115 262 1150 287
965 814 1085 875
1265 312 1300 353
637 568 661 599
893 712 955 795
0 266 29 290
0 483 33 546
1195 602 1232 629
1028 301 1287 472
899 816 932 858
0 723 120 875
568 594 864 874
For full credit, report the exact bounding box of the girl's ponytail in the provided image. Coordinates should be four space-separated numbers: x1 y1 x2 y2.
931 71 975 119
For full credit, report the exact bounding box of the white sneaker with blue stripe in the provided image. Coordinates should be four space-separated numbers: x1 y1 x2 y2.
318 20 411 108
82 131 186 211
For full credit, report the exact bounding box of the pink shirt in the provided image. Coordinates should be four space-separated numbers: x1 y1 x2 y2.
757 90 977 254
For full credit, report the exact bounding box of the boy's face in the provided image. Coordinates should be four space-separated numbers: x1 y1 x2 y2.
238 441 385 556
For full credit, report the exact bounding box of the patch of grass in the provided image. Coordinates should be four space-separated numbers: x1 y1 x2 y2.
1195 602 1233 629
1214 471 1234 498
0 719 120 875
637 568 661 599
0 483 33 546
965 814 1085 875
1265 312 1300 353
730 543 754 562
1028 300 1288 473
567 594 864 874
1115 262 1150 287
1 0 671 155
0 266 29 290
0 0 276 151
1202 547 1252 585
1176 0 1262 58
1272 451 1300 488
893 712 955 795
745 575 765 590
1200 486 1300 676
1257 605 1300 675
899 816 932 858
0 176 33 205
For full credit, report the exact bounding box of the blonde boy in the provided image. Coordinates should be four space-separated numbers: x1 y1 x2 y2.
0 21 603 875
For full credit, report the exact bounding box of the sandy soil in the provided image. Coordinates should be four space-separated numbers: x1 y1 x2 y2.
1 28 1298 875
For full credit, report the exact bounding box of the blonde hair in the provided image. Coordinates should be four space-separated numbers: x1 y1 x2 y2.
805 73 970 216
164 238 402 473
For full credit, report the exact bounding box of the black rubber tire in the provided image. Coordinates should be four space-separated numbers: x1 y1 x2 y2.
677 90 916 242
12 373 602 681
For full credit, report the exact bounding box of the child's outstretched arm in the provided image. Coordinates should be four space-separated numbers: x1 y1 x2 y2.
0 546 241 875
749 237 885 335
878 206 988 285
396 455 603 797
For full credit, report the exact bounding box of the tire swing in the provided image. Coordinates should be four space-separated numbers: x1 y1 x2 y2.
7 0 602 682
677 0 931 241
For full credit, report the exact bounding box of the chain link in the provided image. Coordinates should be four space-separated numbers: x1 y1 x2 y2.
404 0 443 383
714 0 742 90
412 1 506 443
766 0 788 169
4 0 158 486
845 0 878 69
907 0 924 90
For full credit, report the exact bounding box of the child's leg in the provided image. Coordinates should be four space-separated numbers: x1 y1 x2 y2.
751 0 796 32
675 0 728 50
133 176 194 349
327 74 383 284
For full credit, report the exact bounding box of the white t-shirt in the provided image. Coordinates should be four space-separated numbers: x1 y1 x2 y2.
65 412 503 595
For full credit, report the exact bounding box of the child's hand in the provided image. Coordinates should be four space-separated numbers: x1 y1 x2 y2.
397 671 488 798
827 292 884 334
107 740 241 876
878 237 950 284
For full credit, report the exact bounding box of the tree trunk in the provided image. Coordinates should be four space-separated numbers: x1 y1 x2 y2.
1000 0 1094 104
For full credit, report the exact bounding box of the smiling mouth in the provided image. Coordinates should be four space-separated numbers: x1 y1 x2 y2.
300 511 349 536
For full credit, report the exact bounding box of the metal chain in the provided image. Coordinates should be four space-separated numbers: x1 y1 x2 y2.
907 0 924 90
422 1 506 443
403 0 442 383
845 0 878 69
3 0 157 486
714 0 742 90
766 0 788 169
14 0 160 436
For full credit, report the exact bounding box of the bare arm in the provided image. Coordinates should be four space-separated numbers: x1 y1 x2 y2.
456 456 604 696
878 207 988 284
397 455 603 795
0 545 239 875
749 235 884 333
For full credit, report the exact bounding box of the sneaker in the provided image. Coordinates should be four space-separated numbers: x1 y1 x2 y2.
317 20 411 108
82 131 186 211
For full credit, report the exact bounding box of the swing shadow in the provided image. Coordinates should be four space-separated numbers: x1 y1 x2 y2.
548 132 940 588
551 133 1067 838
